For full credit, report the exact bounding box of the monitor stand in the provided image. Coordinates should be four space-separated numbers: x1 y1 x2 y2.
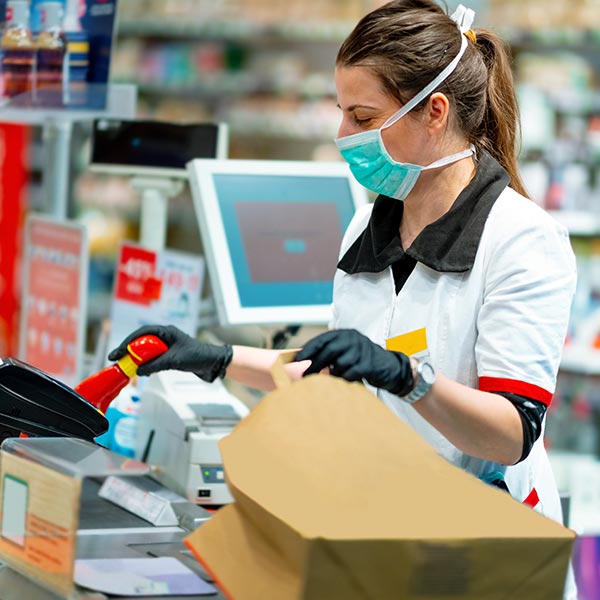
131 176 185 250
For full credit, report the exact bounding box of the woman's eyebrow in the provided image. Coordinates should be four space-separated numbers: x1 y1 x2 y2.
336 103 379 111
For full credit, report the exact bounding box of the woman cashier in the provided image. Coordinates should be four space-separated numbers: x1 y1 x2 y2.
109 2 576 595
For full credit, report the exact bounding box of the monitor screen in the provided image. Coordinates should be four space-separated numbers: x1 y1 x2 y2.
90 120 229 177
187 159 368 326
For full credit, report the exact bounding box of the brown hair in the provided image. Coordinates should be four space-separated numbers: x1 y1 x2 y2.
336 0 528 197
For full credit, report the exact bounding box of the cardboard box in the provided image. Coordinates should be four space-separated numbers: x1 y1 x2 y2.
185 365 575 599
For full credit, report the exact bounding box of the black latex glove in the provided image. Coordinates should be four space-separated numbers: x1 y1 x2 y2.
107 324 233 382
295 329 414 396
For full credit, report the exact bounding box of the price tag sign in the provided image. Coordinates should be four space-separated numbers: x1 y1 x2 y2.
0 449 81 598
115 245 161 306
107 242 204 360
19 216 88 387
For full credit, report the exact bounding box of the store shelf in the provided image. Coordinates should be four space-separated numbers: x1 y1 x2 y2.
117 19 354 43
0 84 137 125
118 21 600 47
118 76 260 99
503 28 600 48
548 211 600 237
561 346 600 375
117 19 261 40
547 89 600 115
226 110 338 141
119 76 335 100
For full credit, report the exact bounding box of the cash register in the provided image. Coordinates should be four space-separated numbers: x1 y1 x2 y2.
136 371 250 506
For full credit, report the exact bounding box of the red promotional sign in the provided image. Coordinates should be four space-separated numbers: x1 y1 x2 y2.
20 217 88 386
106 243 204 360
0 124 29 357
114 245 161 306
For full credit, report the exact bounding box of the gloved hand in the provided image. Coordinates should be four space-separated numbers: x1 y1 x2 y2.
294 329 414 396
107 325 233 382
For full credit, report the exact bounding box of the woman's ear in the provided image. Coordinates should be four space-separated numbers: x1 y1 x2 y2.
426 92 451 134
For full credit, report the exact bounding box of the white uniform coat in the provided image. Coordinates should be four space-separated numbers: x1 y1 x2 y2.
331 153 577 597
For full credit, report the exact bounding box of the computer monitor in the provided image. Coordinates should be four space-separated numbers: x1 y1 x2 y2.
187 159 369 326
90 119 229 178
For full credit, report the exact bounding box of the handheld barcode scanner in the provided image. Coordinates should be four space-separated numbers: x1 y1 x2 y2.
0 358 108 444
0 335 168 445
75 334 168 414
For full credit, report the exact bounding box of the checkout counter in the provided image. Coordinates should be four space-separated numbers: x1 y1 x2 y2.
0 438 227 600
0 359 246 599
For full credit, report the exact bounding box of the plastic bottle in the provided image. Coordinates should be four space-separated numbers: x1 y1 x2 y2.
1 0 35 99
35 2 66 101
74 334 168 414
61 0 89 105
96 382 141 458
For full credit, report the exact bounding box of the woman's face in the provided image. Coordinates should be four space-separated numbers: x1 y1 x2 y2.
334 65 430 165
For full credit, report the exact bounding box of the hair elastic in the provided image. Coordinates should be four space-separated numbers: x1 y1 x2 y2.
465 29 477 43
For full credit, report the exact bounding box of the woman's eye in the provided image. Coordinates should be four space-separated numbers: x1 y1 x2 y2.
353 116 372 127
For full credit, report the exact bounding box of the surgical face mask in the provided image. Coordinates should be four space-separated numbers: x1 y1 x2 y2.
335 4 476 201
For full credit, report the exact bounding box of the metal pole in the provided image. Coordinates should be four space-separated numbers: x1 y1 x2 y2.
140 187 167 250
131 177 184 250
42 119 73 219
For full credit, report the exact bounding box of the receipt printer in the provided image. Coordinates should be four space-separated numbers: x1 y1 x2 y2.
136 371 249 506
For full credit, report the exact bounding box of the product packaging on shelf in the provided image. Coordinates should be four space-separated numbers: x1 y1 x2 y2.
95 382 141 458
0 0 118 109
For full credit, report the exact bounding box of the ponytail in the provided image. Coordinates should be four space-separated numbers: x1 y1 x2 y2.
473 30 528 198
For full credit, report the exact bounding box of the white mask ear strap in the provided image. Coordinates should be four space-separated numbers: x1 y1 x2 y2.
422 144 475 170
451 4 475 34
382 4 475 130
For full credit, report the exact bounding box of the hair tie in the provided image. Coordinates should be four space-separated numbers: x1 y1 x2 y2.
465 29 477 43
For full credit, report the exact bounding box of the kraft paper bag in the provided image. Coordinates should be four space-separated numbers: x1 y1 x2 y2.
186 357 574 599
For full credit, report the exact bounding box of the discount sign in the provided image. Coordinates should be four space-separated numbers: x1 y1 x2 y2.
107 242 204 361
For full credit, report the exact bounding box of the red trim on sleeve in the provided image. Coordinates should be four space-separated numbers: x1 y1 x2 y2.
523 488 540 508
478 377 553 406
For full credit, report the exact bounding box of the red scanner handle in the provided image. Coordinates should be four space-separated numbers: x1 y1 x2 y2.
127 334 169 366
75 334 168 415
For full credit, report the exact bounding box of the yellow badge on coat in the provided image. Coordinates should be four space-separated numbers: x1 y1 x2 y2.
386 328 428 356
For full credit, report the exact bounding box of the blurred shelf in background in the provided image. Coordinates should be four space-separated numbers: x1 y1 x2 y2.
117 18 357 43
561 346 600 377
550 211 600 238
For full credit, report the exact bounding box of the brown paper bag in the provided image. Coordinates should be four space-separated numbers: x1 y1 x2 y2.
186 358 574 599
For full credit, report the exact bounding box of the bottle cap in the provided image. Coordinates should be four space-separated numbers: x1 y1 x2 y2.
40 2 64 31
6 1 29 27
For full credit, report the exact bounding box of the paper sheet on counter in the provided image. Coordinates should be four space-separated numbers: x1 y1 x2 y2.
74 557 217 596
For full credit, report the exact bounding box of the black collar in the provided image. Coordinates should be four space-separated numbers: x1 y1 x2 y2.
337 152 510 274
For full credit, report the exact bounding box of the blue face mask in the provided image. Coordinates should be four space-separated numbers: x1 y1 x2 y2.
336 130 475 201
335 4 476 201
